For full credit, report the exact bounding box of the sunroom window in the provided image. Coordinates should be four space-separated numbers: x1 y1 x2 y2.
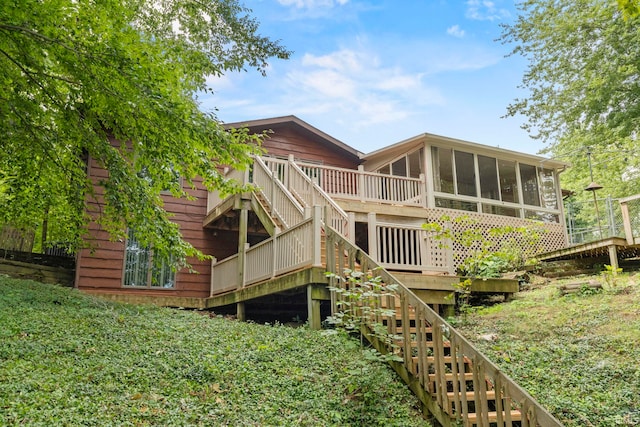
123 229 176 288
520 164 541 207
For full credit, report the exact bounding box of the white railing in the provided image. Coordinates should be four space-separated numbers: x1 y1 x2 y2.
211 209 323 295
252 157 305 229
620 194 640 245
295 161 426 207
210 255 240 296
374 223 452 273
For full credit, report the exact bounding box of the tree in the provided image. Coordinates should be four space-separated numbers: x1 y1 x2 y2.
0 0 290 265
501 1 640 199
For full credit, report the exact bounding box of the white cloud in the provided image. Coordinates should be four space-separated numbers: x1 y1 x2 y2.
277 0 348 8
446 25 465 38
465 0 510 21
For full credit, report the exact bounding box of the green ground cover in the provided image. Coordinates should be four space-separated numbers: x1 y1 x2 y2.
456 273 640 427
0 277 429 426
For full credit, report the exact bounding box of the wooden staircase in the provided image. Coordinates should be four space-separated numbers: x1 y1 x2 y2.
324 228 563 427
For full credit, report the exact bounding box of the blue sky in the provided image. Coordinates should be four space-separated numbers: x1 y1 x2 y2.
201 0 541 155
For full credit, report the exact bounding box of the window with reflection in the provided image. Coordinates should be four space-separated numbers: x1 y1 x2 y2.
498 159 519 203
455 151 476 197
432 147 454 194
520 164 541 206
478 155 499 200
539 168 558 209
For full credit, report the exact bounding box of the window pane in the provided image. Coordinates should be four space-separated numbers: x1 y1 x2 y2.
498 160 519 203
539 168 558 209
455 151 476 196
392 157 407 177
435 197 478 212
408 149 423 179
482 204 519 217
478 155 499 200
432 147 454 194
520 164 541 206
379 164 390 175
124 230 151 287
151 254 176 288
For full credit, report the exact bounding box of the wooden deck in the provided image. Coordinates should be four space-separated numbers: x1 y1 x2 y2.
537 236 640 270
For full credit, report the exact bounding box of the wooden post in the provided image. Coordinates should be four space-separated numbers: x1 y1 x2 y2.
238 199 250 288
368 212 377 262
348 212 356 244
307 285 322 330
419 173 427 208
608 244 619 271
237 302 246 322
620 201 634 245
358 165 366 203
209 257 217 297
312 206 322 267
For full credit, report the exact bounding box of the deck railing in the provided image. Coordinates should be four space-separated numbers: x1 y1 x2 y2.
620 194 640 246
295 160 426 207
325 227 563 427
373 222 453 274
211 210 322 295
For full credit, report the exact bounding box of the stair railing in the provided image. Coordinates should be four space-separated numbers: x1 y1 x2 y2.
285 157 351 240
324 226 563 427
252 156 305 230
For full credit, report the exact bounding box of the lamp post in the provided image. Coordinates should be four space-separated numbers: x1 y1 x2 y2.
585 147 604 239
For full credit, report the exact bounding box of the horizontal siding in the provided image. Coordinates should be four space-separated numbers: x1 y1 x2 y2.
262 128 360 169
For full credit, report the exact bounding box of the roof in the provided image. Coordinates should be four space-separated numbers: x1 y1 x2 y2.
223 115 363 160
363 132 569 171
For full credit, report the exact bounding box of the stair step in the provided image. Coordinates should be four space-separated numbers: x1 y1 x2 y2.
465 410 522 425
428 372 474 383
446 390 497 414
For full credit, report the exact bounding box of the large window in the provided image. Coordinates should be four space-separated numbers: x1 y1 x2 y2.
498 160 519 203
455 151 476 196
520 164 541 207
478 155 499 200
432 147 454 193
123 230 176 288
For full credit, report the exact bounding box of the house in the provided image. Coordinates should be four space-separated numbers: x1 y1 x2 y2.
74 115 569 425
76 115 568 315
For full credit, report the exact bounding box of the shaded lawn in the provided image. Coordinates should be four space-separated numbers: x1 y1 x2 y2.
0 277 430 426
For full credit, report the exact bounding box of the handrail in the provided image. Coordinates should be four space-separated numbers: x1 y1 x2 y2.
252 157 305 229
286 159 351 239
324 226 563 427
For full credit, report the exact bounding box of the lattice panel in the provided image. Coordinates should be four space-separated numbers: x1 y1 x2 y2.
424 208 567 273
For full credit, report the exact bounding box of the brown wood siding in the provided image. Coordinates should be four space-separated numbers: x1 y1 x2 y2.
261 127 360 169
76 155 216 298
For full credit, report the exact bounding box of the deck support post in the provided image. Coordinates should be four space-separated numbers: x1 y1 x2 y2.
307 285 322 330
608 244 619 271
236 302 246 322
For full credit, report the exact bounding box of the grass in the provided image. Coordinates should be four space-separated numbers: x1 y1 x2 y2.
0 277 430 426
455 272 640 427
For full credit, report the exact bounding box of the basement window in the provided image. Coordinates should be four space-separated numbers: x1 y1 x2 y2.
123 229 176 288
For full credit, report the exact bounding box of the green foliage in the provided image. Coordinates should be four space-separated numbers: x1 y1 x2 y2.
619 0 640 19
0 0 290 265
326 269 403 364
501 1 640 200
458 275 640 426
0 277 429 426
